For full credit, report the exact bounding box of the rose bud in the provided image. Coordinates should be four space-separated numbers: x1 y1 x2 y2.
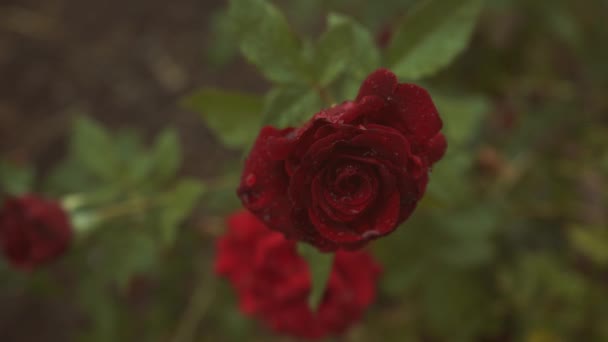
215 210 381 340
237 68 447 251
0 194 73 270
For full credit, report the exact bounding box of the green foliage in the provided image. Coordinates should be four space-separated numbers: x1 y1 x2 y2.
228 0 310 84
158 179 205 245
262 86 322 128
0 160 34 195
314 14 380 86
433 93 489 146
183 88 264 148
46 116 205 291
334 15 381 80
297 243 334 311
387 0 484 80
150 129 182 184
72 116 121 181
314 15 353 86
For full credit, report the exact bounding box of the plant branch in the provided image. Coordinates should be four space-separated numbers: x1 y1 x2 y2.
170 263 216 342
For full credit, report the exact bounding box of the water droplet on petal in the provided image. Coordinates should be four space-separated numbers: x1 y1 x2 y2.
246 173 257 187
361 230 381 239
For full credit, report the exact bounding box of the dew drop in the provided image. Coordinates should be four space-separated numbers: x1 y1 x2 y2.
245 173 257 187
361 230 381 239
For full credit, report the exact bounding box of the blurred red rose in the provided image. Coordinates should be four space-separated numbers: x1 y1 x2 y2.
237 68 446 251
0 195 72 270
215 210 381 340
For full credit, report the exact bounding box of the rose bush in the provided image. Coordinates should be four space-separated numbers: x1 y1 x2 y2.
237 68 446 251
0 195 72 270
215 210 381 339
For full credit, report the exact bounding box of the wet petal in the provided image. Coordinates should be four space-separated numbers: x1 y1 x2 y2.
237 126 294 236
356 68 398 101
392 83 442 142
425 133 447 166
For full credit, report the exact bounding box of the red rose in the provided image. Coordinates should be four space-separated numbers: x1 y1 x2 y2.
0 195 72 270
215 210 381 340
237 69 446 251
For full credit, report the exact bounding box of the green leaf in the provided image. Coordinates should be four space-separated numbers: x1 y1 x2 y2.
150 129 182 183
183 88 264 148
72 116 120 181
328 14 381 79
314 16 353 86
433 93 489 146
158 179 205 245
387 0 484 80
262 87 321 128
314 13 380 87
228 0 309 84
0 160 34 195
297 243 334 311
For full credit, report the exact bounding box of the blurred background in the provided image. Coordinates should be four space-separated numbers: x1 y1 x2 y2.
1 0 607 341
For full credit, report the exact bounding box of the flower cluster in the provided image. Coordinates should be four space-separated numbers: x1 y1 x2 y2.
216 68 445 338
215 210 381 339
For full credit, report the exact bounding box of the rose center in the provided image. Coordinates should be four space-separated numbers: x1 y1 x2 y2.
335 168 363 196
325 163 377 210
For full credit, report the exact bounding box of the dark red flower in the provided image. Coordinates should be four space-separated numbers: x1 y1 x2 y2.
0 195 72 270
237 69 446 251
215 210 381 340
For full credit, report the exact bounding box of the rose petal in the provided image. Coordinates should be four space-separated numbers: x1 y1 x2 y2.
349 127 411 167
392 83 443 143
237 126 294 237
356 68 398 101
313 167 378 223
329 96 385 124
358 191 401 237
308 207 363 245
425 133 447 166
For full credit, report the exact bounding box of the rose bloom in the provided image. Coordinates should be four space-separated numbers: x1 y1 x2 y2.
215 210 381 340
0 195 72 270
238 68 446 251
